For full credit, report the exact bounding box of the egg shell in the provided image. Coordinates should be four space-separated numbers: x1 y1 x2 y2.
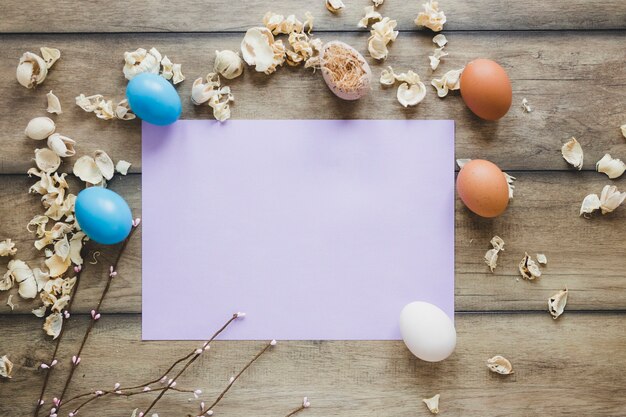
320 41 371 101
399 301 456 362
456 159 509 218
75 187 133 245
460 59 512 121
126 73 182 126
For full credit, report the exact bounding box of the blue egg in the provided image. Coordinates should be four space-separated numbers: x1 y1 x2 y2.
126 73 182 126
75 188 133 245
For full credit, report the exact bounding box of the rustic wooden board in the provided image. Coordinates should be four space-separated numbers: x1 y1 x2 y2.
1 313 625 417
1 32 625 174
1 171 625 315
2 0 626 32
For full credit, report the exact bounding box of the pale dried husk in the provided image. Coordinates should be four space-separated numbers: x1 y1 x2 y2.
357 6 382 28
25 117 56 140
596 153 626 179
521 98 532 113
580 193 601 216
40 47 61 68
367 17 398 60
123 47 161 80
73 155 103 184
43 312 63 339
0 355 13 379
116 160 132 175
519 252 541 280
47 133 76 157
326 0 345 13
17 52 48 88
487 355 514 375
94 150 115 180
214 50 244 79
46 90 62 114
548 288 568 319
415 0 447 32
35 148 61 173
429 47 448 70
0 239 17 257
536 253 547 265
422 394 440 414
431 68 463 97
599 185 626 214
432 34 447 47
241 27 285 75
7 259 38 299
397 82 426 107
561 137 583 170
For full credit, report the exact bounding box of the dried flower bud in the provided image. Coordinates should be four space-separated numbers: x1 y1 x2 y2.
214 50 244 80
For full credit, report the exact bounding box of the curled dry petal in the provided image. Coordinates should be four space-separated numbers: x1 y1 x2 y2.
379 67 397 86
94 150 115 180
432 34 447 47
44 312 63 339
172 63 185 84
519 252 541 280
491 236 505 252
621 124 626 138
521 98 532 113
7 294 16 310
35 148 61 173
214 50 244 80
596 154 626 179
0 355 13 379
47 133 76 157
73 155 103 185
241 27 285 74
431 68 463 98
32 305 47 317
422 394 440 414
40 47 61 69
504 172 516 199
561 137 583 170
485 235 505 272
7 259 37 299
69 232 86 265
25 117 56 140
16 52 48 88
580 193 601 216
368 17 398 60
115 99 136 120
548 288 568 319
429 47 448 70
75 94 104 112
456 158 471 169
46 90 62 114
358 6 382 28
0 271 13 291
116 160 132 175
397 82 426 107
326 0 345 13
123 47 161 80
160 55 174 80
487 355 514 375
33 268 50 292
415 0 446 32
599 185 626 214
536 253 547 265
0 239 17 257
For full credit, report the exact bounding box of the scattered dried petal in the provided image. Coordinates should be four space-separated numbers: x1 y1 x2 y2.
580 193 601 216
358 6 382 28
0 239 17 257
115 99 136 121
548 288 568 319
0 355 13 378
47 133 76 158
123 47 161 80
46 90 62 114
504 172 516 199
94 150 115 181
621 124 626 139
397 81 426 107
536 253 547 265
422 394 440 414
40 47 61 69
368 17 398 60
599 185 626 214
596 153 626 179
32 305 47 318
214 50 244 80
428 46 448 70
75 94 104 112
432 34 447 47
35 148 61 173
521 98 532 113
25 117 56 140
172 63 185 84
241 27 285 75
561 137 583 170
16 52 48 88
415 0 446 32
519 252 541 280
73 155 103 185
7 259 37 299
6 294 16 311
456 158 471 169
487 355 514 375
43 312 63 339
484 236 505 272
431 68 463 97
115 160 132 175
326 0 345 13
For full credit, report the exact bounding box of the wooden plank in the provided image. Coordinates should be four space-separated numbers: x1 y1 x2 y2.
2 0 625 32
1 32 625 174
1 313 625 416
1 171 625 314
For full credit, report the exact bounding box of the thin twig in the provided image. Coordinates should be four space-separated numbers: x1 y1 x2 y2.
54 224 140 414
285 397 311 417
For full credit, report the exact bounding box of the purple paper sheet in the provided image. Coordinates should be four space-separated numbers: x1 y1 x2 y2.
142 120 454 340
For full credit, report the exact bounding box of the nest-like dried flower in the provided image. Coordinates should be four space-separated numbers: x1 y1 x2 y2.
487 355 514 375
214 50 244 79
123 47 161 80
320 41 372 100
25 117 56 140
0 355 13 379
415 0 446 32
561 137 583 170
422 394 440 414
548 288 568 319
596 153 626 179
519 252 541 280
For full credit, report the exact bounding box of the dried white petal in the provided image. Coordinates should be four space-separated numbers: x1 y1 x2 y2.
172 63 185 84
115 99 136 121
487 355 513 375
33 268 50 292
73 155 103 185
596 154 626 179
599 185 626 214
7 260 37 299
123 47 161 80
241 27 285 74
621 124 626 139
431 68 463 98
32 305 47 318
519 252 541 280
40 47 61 69
44 312 63 339
17 52 48 88
45 90 63 114
397 81 426 107
422 394 440 414
47 133 76 158
504 172 516 199
75 94 104 112
358 6 382 28
372 0 384 5
428 47 448 70
95 99 116 120
0 355 13 378
415 0 446 32
160 56 174 80
69 232 86 265
115 160 132 175
94 150 115 180
561 137 583 170
0 239 17 257
368 17 398 60
379 66 397 86
35 148 61 173
432 34 447 47
6 294 15 311
214 50 244 80
25 117 56 140
548 288 568 319
0 272 13 291
536 253 547 265
326 0 345 13
27 215 49 237
580 193 601 216
484 249 499 273
521 97 532 113
456 158 471 169
304 12 314 34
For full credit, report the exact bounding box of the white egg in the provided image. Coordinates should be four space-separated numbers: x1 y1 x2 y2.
399 301 456 362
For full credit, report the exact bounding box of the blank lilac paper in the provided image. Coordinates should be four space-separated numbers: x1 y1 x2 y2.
142 120 454 340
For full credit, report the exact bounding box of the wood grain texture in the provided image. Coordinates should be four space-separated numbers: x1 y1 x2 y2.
2 0 626 32
1 32 625 174
1 313 625 417
1 171 625 315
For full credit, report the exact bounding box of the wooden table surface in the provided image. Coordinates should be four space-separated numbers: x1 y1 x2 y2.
1 1 626 416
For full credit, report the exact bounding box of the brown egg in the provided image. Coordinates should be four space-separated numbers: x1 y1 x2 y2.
460 59 512 121
456 159 509 218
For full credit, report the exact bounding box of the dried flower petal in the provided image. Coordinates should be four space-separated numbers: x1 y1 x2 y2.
69 232 86 265
47 133 76 158
115 99 136 121
487 355 514 375
32 305 47 318
432 34 447 47
214 50 244 80
35 148 61 173
172 63 185 84
116 160 132 175
40 47 61 69
422 394 440 414
123 47 161 80
25 117 56 140
43 312 63 339
0 272 13 291
241 27 285 75
358 6 382 28
0 355 13 378
429 47 448 70
73 155 103 185
368 17 398 60
431 68 463 97
17 51 48 88
561 137 583 170
521 98 532 113
0 239 17 257
415 0 446 32
536 253 547 265
580 193 601 216
379 66 397 86
519 252 541 280
456 158 471 169
75 94 104 112
326 0 345 13
6 294 16 311
94 150 115 181
484 236 505 272
397 81 426 107
596 154 626 179
7 259 37 299
599 185 626 214
46 90 62 114
621 124 626 139
504 172 516 199
548 288 568 319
